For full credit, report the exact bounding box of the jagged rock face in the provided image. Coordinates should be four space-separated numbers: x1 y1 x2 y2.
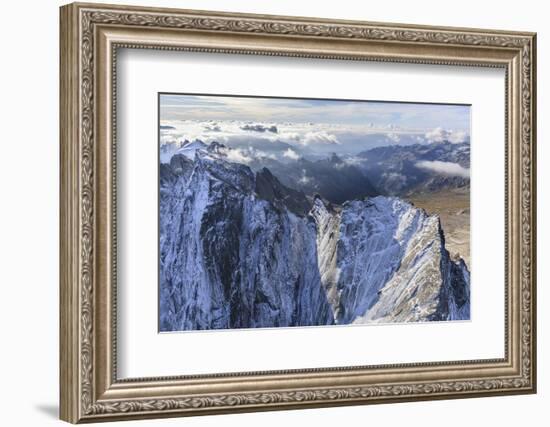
310 197 342 319
311 196 470 324
340 198 469 323
160 143 470 331
254 168 312 217
159 152 333 331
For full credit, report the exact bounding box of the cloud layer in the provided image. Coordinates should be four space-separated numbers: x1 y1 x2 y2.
283 148 300 160
160 119 470 161
415 160 470 178
425 127 469 144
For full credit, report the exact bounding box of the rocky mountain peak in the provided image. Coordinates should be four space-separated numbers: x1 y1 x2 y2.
206 140 227 154
254 167 312 217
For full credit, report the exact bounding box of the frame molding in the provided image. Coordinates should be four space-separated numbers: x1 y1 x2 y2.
60 2 536 423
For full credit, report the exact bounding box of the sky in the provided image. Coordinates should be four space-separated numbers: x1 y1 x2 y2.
159 94 471 159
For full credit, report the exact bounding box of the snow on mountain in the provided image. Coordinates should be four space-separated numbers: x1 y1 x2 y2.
310 197 342 318
317 196 469 323
159 147 333 331
159 142 470 331
174 139 208 159
310 195 470 324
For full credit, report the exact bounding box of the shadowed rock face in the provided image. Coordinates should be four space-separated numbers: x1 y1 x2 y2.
249 153 379 205
159 143 470 332
159 151 333 331
254 167 312 217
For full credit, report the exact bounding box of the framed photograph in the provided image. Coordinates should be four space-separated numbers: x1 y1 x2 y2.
60 2 537 423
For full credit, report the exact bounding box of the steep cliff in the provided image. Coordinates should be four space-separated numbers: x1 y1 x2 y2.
159 148 333 331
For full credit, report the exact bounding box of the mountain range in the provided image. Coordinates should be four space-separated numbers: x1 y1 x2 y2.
249 153 378 204
354 141 470 196
159 141 470 331
247 141 470 200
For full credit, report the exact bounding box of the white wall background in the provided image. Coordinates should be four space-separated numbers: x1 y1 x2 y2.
0 0 545 425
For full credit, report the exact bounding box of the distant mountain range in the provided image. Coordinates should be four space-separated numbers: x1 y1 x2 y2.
250 140 470 200
249 153 378 205
161 138 470 202
354 141 470 196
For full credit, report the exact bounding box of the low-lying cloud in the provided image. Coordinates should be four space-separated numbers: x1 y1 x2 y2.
415 160 470 178
302 130 340 146
298 169 311 184
425 127 469 144
282 148 300 160
224 148 253 164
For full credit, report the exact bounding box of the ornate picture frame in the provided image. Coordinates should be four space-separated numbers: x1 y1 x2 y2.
60 2 536 423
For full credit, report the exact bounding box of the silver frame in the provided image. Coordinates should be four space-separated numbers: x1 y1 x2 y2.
60 2 537 423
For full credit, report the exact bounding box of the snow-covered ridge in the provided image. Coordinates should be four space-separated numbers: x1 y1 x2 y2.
159 141 470 331
324 196 469 324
